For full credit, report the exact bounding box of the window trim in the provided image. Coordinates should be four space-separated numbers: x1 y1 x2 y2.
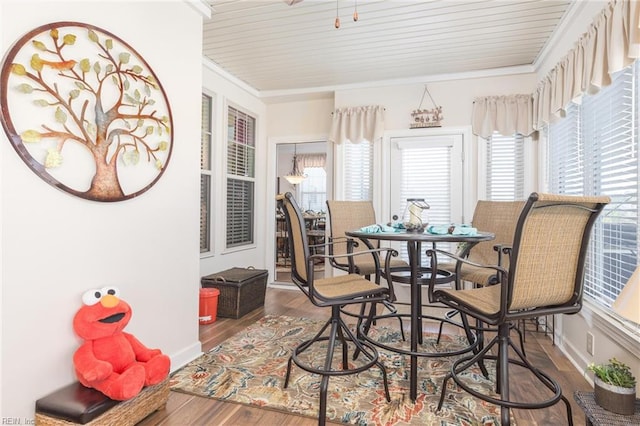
224 101 258 252
581 299 640 354
200 91 215 258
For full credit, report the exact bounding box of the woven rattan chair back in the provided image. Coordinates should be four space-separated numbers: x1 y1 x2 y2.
326 200 379 255
326 200 385 275
469 200 525 268
441 200 524 287
507 193 610 311
277 193 310 284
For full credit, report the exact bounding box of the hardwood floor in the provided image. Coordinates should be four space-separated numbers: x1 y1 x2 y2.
139 287 591 425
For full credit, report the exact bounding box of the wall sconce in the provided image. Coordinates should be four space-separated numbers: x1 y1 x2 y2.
284 144 306 186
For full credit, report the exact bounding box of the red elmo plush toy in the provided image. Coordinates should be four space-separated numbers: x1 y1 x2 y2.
73 287 170 400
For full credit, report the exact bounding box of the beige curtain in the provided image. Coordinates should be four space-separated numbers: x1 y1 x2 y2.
533 0 640 129
472 0 640 135
328 105 385 144
472 95 534 138
297 153 326 170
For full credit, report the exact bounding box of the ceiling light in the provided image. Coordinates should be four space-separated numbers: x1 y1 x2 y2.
284 144 307 186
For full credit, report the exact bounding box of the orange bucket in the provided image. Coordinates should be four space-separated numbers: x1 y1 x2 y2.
199 288 220 325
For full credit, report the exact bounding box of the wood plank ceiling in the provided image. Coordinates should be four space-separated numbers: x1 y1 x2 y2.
203 0 574 94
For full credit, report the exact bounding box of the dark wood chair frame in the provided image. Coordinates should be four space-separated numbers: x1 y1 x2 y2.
425 192 610 426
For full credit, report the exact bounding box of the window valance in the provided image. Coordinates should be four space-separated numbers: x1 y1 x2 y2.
298 153 326 170
472 95 534 139
472 0 640 136
328 105 385 144
534 0 640 128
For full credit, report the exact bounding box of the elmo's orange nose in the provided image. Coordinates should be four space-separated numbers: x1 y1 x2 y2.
101 294 119 308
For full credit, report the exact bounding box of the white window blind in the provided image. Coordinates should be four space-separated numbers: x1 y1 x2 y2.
547 63 638 322
395 143 452 226
343 140 373 201
200 94 213 253
582 65 637 307
547 103 583 195
390 134 464 261
300 167 327 212
486 133 525 201
226 106 256 247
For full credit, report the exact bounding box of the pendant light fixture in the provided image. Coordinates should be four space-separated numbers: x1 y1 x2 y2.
334 0 359 29
284 144 307 185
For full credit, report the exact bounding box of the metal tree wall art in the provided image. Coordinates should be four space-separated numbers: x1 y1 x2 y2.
0 22 173 202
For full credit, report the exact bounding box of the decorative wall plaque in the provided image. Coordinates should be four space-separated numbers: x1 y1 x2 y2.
0 22 173 202
410 85 443 129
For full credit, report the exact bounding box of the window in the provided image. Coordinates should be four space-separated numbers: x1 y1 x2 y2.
485 133 524 200
300 167 327 212
389 133 464 260
546 62 638 325
342 140 373 201
200 94 213 253
226 105 256 248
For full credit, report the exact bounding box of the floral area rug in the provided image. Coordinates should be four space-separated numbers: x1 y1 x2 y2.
170 315 508 425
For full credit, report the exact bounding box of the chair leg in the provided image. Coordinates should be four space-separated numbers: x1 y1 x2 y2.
319 375 329 426
436 309 459 344
382 300 406 341
439 320 570 426
497 323 511 425
284 318 333 389
285 306 391 424
336 323 348 369
512 320 527 359
318 318 340 426
353 299 377 360
460 313 489 379
438 333 498 410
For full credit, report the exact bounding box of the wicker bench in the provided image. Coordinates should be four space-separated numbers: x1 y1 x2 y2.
35 378 169 425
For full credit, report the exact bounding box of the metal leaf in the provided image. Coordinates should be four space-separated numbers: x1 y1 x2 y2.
122 150 140 166
55 107 67 123
20 130 42 143
17 84 33 94
63 34 76 45
79 58 91 73
32 40 47 51
11 64 26 76
44 148 63 168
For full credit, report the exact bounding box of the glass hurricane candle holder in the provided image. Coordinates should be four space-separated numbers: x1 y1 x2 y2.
403 198 430 232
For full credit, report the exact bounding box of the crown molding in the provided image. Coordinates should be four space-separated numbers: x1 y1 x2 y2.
185 0 212 19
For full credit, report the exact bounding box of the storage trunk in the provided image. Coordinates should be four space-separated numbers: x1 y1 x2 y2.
201 267 268 319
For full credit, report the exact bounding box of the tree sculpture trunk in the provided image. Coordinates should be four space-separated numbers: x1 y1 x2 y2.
87 156 124 201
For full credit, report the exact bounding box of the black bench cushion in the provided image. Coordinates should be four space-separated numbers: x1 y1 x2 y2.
35 382 119 424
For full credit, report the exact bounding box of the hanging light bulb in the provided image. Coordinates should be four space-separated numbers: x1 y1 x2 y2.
334 0 359 28
284 144 307 185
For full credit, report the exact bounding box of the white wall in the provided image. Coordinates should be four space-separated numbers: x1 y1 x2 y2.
0 0 203 419
267 96 334 136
